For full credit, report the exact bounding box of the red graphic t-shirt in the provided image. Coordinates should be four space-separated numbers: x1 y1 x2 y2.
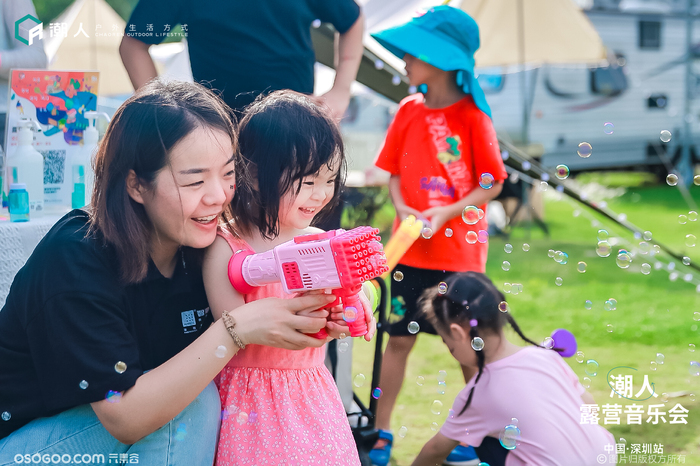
375 94 507 272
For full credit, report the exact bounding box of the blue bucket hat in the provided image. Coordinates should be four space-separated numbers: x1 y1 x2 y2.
371 5 491 118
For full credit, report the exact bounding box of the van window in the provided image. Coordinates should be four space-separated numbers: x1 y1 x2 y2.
639 20 661 49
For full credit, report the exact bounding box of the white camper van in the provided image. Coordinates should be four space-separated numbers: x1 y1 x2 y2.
481 0 700 174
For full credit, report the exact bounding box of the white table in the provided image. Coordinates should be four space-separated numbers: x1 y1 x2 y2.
0 211 66 308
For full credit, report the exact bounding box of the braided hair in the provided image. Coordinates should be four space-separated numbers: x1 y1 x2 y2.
419 272 556 415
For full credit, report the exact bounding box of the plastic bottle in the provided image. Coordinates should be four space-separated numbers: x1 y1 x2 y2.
6 119 44 217
71 112 109 208
9 183 29 222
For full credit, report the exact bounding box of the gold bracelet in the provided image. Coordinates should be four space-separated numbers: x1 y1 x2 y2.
221 310 246 350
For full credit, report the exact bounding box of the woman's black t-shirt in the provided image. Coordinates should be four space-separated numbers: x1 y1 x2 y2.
0 210 213 439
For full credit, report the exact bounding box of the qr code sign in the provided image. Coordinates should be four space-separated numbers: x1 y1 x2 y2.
40 149 67 184
181 310 196 328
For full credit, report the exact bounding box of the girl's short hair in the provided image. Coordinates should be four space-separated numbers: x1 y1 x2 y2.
419 272 547 415
228 90 346 239
90 79 237 283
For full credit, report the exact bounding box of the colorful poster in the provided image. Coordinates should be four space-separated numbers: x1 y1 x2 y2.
5 70 99 208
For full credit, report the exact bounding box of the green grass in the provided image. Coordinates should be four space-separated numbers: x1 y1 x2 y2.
352 180 700 465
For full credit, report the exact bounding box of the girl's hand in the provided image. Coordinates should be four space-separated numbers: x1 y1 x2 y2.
229 294 336 350
327 291 376 342
421 205 452 234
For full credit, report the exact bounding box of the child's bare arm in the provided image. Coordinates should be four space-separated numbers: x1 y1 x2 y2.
389 174 423 220
411 432 460 466
581 390 596 405
203 236 246 319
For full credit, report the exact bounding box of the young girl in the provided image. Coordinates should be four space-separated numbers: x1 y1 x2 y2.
412 272 615 466
203 91 371 465
0 80 336 464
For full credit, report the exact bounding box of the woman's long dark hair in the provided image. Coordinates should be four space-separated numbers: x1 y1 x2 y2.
419 272 552 415
225 90 346 239
89 79 237 283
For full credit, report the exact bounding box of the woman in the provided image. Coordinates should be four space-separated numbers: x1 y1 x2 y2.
0 80 373 464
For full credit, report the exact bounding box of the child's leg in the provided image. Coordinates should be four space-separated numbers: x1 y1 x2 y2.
375 333 418 431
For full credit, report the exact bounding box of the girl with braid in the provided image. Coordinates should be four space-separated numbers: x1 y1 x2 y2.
410 272 615 466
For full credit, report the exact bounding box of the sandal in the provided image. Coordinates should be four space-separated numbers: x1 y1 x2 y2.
368 429 393 466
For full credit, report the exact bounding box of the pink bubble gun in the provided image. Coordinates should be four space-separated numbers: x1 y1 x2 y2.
227 226 389 339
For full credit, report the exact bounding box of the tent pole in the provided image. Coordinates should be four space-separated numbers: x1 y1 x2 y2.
681 0 694 186
518 0 528 145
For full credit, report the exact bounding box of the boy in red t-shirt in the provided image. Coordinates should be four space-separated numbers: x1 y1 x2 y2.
369 7 507 466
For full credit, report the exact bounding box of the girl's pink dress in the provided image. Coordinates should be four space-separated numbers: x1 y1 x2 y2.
215 228 361 466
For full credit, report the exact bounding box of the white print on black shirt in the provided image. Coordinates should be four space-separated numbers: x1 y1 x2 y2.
181 307 210 334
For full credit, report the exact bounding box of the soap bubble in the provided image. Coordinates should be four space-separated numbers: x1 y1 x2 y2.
343 307 358 323
462 206 480 225
543 337 554 349
445 228 453 237
690 361 700 376
660 130 672 143
392 75 401 86
431 400 443 415
680 214 688 224
499 424 521 450
502 261 511 271
555 277 563 286
106 390 122 403
398 426 408 438
667 174 679 186
498 301 509 313
683 257 692 266
416 376 425 386
583 377 591 389
431 422 439 431
555 165 570 180
438 282 448 294
477 230 489 243
695 175 700 185
393 271 404 282
311 19 322 28
577 142 592 158
690 344 696 353
471 337 484 351
522 161 531 170
656 353 665 364
372 388 382 399
421 227 434 239
114 361 127 374
408 321 420 334
237 411 249 425
597 229 609 241
616 252 632 269
338 341 349 353
215 345 227 358
437 370 447 382
577 262 587 273
504 243 513 253
353 374 366 387
596 242 612 257
686 234 697 247
576 351 585 363
604 122 614 134
585 359 599 376
466 231 478 244
374 59 384 70
79 380 89 390
604 298 617 311
585 300 593 310
479 173 495 189
1 412 10 421
641 263 651 275
643 231 653 241
607 324 614 333
522 243 530 252
690 211 698 222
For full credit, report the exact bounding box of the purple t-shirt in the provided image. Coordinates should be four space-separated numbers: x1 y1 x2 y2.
441 346 615 466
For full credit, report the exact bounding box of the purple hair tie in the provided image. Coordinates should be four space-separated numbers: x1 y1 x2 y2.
469 319 478 327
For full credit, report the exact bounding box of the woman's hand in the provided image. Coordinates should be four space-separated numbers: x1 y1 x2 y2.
229 294 335 350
